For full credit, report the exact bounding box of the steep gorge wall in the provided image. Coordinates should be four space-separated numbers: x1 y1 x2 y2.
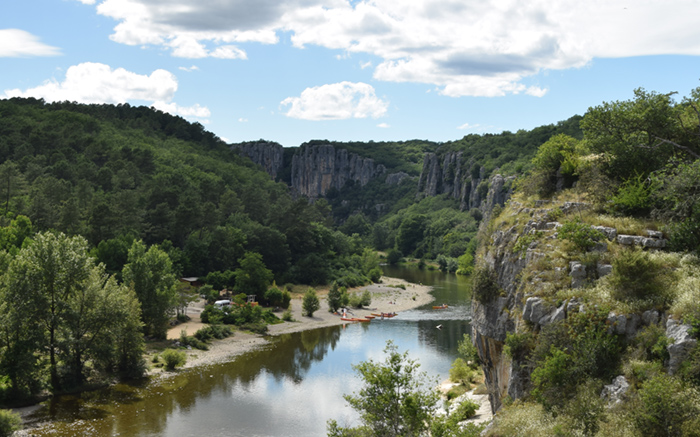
290 145 386 198
233 142 387 199
417 151 514 212
471 200 695 414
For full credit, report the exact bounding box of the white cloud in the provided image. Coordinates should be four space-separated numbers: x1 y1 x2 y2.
3 62 209 120
0 29 61 57
179 65 199 72
360 61 372 69
458 122 480 130
281 81 388 120
238 118 249 122
377 122 390 128
83 0 700 97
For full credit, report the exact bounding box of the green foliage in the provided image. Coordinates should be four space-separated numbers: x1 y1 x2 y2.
234 252 273 303
504 331 535 362
608 174 653 216
471 266 502 303
530 310 622 410
302 288 320 317
327 282 347 313
122 239 178 339
631 373 700 437
456 251 474 275
437 254 458 273
160 349 187 371
329 341 439 437
264 285 284 307
0 409 22 437
449 358 474 385
387 248 403 265
512 232 542 255
457 334 480 368
368 267 382 283
608 248 673 306
557 219 605 252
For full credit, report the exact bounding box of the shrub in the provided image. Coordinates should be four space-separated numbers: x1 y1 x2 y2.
632 374 700 436
327 282 344 313
264 286 284 307
360 289 372 307
557 219 605 252
387 248 403 265
457 334 481 368
161 349 187 371
451 399 479 422
608 248 671 305
608 174 653 216
0 409 22 437
504 331 535 362
449 358 474 385
368 267 382 283
471 266 502 303
281 290 292 309
302 288 320 317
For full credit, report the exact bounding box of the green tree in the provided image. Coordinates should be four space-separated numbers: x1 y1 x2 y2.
234 251 273 303
328 341 439 437
327 282 345 313
396 214 427 256
3 232 93 390
122 240 178 339
302 288 320 317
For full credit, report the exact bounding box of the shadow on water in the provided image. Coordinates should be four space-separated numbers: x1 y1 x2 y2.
26 267 472 436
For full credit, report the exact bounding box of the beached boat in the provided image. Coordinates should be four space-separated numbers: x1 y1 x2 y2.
371 312 398 318
341 317 372 322
432 305 449 309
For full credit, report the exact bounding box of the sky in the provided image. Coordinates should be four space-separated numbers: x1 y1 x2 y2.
3 0 700 148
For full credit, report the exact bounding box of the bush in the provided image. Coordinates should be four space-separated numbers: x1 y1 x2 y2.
504 331 535 362
471 266 502 303
0 409 22 437
387 248 403 265
557 219 605 252
632 374 700 436
302 288 320 317
161 349 187 371
368 267 382 283
451 399 479 422
449 358 474 385
609 248 671 305
327 282 344 313
264 286 284 307
608 174 653 216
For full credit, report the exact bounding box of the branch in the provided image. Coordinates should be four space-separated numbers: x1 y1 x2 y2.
635 137 700 160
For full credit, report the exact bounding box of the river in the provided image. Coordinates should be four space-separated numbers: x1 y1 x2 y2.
24 266 472 436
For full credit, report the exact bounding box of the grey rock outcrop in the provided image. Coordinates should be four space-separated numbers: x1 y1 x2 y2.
601 376 630 406
232 141 284 179
290 145 386 198
666 318 698 375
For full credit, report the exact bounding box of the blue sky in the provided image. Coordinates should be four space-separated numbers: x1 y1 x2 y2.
3 0 700 147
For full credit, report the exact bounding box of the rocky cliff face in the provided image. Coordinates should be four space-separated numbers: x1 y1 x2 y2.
417 152 513 211
472 199 693 414
232 141 284 180
232 142 387 198
290 145 386 199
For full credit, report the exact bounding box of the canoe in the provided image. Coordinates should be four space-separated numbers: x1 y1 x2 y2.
364 315 376 319
341 317 372 322
433 305 449 309
371 313 398 318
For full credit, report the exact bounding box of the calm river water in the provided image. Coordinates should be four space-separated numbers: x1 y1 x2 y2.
25 266 472 436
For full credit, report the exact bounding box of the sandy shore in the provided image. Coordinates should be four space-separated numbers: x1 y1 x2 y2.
165 276 434 370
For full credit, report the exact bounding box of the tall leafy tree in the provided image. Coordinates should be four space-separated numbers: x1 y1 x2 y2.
328 341 439 437
234 251 273 303
122 240 177 339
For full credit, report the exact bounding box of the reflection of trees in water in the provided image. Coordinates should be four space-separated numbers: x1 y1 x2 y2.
30 326 343 437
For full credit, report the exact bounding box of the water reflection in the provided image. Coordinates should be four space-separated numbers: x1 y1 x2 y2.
26 267 472 436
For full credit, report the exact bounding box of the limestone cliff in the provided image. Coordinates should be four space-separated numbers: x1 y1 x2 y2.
232 141 284 180
471 198 693 414
290 144 386 199
416 151 513 211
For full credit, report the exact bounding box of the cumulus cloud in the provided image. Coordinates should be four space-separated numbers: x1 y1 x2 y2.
281 81 388 120
0 29 62 57
3 62 209 119
82 0 700 97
